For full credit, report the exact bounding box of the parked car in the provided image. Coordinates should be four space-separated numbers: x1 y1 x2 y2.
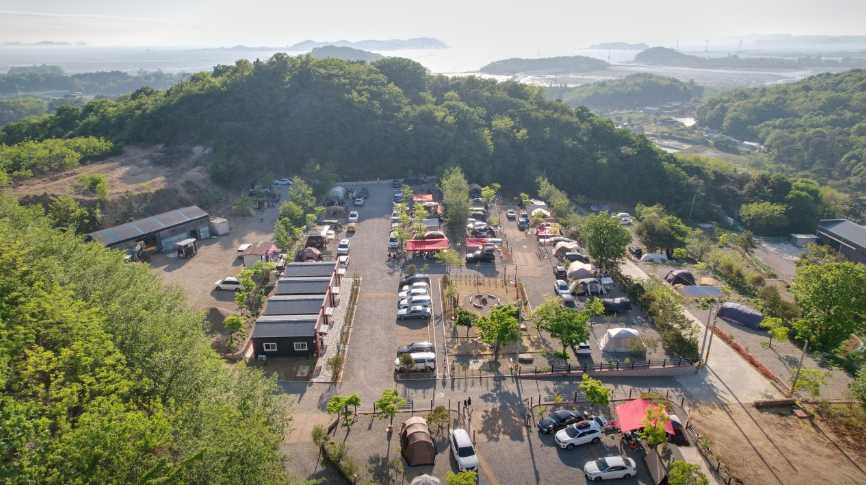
554 417 608 449
601 297 632 314
398 295 432 309
465 249 495 264
394 351 436 372
345 222 357 234
336 239 350 255
214 277 242 291
400 281 430 292
272 178 292 187
388 231 400 250
517 215 529 230
628 246 643 258
537 409 582 434
357 187 369 198
640 253 668 263
583 456 637 481
393 192 404 203
338 255 350 269
449 429 479 472
400 274 431 286
553 265 567 280
397 341 435 354
397 305 432 320
554 279 570 296
398 287 429 299
348 211 359 223
353 197 365 207
392 179 402 188
575 342 592 356
237 243 252 252
506 209 517 220
563 251 590 263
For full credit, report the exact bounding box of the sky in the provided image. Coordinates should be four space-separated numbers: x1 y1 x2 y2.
1 0 866 50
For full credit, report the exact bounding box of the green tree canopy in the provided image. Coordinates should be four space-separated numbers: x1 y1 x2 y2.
476 304 521 358
791 261 866 351
635 204 689 254
668 460 709 485
581 213 631 272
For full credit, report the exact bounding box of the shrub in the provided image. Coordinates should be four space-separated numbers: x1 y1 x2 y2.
223 314 243 333
74 173 109 199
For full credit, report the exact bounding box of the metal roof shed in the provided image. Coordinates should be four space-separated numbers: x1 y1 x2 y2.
86 206 209 249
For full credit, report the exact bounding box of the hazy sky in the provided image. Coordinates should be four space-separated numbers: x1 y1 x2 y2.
2 0 866 49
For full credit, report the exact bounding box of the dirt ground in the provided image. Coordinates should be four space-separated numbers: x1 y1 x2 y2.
690 403 866 485
13 144 211 199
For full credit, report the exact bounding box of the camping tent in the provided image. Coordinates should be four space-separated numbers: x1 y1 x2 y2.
554 241 580 258
717 302 764 329
665 269 696 286
613 399 675 434
570 278 604 296
600 328 643 353
400 417 435 466
531 208 552 218
410 475 441 485
566 261 594 280
404 238 449 252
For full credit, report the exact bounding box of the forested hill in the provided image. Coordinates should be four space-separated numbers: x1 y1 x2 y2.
635 47 866 70
0 195 289 482
544 74 703 110
479 55 609 75
0 54 843 226
697 69 866 190
0 65 187 97
309 45 384 62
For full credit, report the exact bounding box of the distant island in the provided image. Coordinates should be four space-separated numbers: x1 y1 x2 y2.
635 46 866 70
289 38 447 51
479 56 608 75
544 73 703 110
308 46 384 62
590 42 650 50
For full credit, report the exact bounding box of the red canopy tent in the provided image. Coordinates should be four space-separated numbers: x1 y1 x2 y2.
613 399 674 434
465 238 489 248
404 238 449 252
412 194 434 203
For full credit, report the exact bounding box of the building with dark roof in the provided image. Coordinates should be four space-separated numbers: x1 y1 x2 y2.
86 206 210 254
263 294 329 317
252 314 320 357
817 219 866 265
275 277 332 296
281 261 338 278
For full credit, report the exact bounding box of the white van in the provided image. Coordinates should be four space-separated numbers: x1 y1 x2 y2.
399 295 432 309
394 352 436 373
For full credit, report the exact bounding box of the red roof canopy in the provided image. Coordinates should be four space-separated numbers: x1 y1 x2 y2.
404 238 449 252
412 194 434 203
613 399 674 434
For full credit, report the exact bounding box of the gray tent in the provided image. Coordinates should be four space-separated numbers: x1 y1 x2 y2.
717 302 764 329
566 261 593 280
400 417 435 466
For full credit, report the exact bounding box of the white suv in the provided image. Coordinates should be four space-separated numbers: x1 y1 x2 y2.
554 416 608 449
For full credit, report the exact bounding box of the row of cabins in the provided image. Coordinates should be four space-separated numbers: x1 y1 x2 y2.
251 260 342 360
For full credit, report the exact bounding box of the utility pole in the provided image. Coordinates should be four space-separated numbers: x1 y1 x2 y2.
699 300 714 363
789 340 810 397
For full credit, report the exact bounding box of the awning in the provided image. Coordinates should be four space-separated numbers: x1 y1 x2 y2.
613 399 674 434
404 238 449 252
465 237 497 248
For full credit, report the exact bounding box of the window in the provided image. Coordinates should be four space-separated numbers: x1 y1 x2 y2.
263 342 277 352
293 342 308 352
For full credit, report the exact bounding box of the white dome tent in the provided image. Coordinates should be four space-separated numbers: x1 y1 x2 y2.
600 328 643 353
566 261 593 280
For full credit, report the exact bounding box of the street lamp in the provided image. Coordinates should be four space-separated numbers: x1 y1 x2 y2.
679 285 722 366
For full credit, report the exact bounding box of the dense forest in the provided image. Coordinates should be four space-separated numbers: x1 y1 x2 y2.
0 195 289 483
635 47 866 70
544 74 703 111
479 56 608 75
0 65 188 97
697 69 866 190
0 54 845 229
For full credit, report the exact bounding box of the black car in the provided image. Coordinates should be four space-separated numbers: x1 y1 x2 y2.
357 187 370 198
517 215 529 230
538 409 583 434
602 297 632 314
628 246 643 258
466 250 495 264
392 179 402 188
563 251 589 263
553 265 567 280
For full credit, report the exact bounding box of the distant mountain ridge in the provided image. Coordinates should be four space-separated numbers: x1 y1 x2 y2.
479 55 608 75
308 46 384 62
590 42 650 50
289 38 447 51
635 46 866 70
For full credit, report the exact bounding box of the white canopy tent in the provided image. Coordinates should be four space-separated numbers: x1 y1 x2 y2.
600 328 643 353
